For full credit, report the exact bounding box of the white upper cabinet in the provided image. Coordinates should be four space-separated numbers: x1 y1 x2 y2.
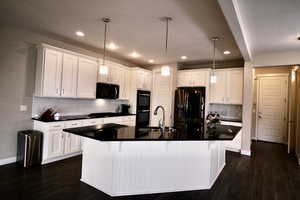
98 60 132 100
35 44 98 99
77 57 98 99
41 48 63 97
98 60 122 84
210 68 243 104
61 53 78 98
177 71 192 87
210 70 227 104
136 69 152 91
144 71 153 91
192 70 210 87
177 69 210 87
226 69 243 104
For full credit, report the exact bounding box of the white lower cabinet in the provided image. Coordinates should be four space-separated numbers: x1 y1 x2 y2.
47 129 64 159
33 115 136 164
221 121 242 152
64 121 83 155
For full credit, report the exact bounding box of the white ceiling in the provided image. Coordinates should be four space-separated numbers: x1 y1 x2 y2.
234 0 300 57
0 0 242 66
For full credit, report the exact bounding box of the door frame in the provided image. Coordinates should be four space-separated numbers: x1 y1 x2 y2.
255 73 289 143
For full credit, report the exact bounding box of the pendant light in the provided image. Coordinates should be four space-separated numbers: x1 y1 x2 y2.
210 37 219 83
99 18 110 75
161 17 172 76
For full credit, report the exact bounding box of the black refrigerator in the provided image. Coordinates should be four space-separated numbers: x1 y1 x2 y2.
174 87 206 133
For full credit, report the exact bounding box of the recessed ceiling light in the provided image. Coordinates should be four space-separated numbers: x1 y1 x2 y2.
148 59 154 63
76 31 85 37
107 42 119 50
130 51 141 58
181 56 187 60
223 50 231 55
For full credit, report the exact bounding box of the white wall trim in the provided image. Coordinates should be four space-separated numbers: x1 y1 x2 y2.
255 73 290 78
241 150 251 156
226 147 241 153
0 157 16 166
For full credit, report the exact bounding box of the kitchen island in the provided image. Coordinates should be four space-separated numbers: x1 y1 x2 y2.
63 124 241 196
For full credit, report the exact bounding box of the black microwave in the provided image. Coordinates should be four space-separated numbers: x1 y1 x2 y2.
96 82 119 99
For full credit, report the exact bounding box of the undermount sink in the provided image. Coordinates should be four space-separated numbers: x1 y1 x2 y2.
138 127 176 133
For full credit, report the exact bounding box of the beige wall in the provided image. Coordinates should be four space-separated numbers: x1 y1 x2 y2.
296 71 300 163
0 24 139 160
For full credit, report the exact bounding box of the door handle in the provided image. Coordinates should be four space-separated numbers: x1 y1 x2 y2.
258 112 263 119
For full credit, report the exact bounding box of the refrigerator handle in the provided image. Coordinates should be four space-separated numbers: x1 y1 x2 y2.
24 135 28 167
201 97 205 110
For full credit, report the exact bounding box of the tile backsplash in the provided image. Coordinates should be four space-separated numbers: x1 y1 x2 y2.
32 97 129 117
209 103 242 120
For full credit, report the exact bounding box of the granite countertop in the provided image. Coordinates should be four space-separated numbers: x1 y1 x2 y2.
63 123 241 141
32 112 136 122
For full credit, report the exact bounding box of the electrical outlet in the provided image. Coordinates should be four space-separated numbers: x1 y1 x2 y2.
20 105 27 112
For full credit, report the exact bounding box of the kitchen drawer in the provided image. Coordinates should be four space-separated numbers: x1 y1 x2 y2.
82 119 104 126
64 121 83 128
48 122 64 130
103 117 122 124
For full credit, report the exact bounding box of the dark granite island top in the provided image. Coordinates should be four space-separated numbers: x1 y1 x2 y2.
63 123 241 141
32 112 136 122
70 122 242 196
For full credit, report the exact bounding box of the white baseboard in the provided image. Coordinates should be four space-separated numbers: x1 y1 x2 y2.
226 147 241 153
209 162 226 189
241 150 251 156
42 152 82 165
0 157 16 166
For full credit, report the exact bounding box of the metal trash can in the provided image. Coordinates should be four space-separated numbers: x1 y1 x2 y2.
17 130 43 167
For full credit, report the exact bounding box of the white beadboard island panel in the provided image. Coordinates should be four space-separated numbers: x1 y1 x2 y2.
80 138 226 196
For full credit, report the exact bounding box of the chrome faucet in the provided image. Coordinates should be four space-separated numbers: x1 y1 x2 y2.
154 106 165 132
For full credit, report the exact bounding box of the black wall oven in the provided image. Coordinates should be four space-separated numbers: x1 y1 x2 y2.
136 90 151 127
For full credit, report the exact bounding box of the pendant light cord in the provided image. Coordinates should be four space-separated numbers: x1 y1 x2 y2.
165 18 169 55
213 39 216 70
102 18 110 66
103 22 107 65
211 37 219 74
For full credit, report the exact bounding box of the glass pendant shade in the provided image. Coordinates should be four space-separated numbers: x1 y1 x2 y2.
210 74 217 83
161 65 170 76
99 64 108 75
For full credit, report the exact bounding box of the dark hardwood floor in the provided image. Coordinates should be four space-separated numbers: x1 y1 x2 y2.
1 141 300 200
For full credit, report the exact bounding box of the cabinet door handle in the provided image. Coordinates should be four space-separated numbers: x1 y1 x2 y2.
56 88 59 94
62 89 64 94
